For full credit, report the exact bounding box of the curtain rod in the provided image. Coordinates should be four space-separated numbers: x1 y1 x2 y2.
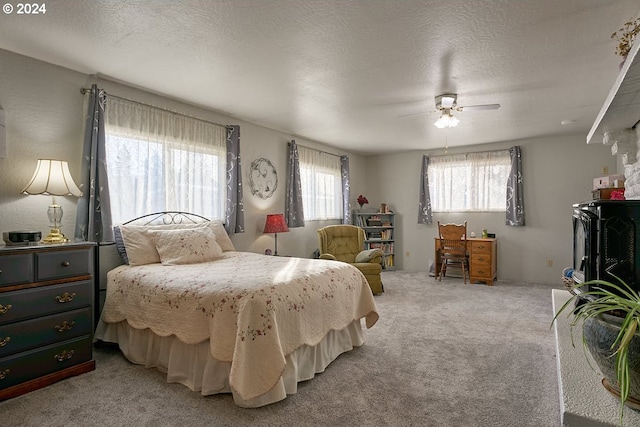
288 141 342 159
80 87 227 129
429 147 513 159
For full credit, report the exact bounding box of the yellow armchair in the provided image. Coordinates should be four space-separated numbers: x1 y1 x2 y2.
317 225 384 294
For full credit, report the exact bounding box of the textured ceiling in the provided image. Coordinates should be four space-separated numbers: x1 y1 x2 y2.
1 0 639 155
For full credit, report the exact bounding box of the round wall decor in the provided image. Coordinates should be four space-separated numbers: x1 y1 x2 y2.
249 158 278 199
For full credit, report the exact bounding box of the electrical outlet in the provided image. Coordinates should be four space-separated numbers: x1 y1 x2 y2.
603 166 609 175
547 259 553 267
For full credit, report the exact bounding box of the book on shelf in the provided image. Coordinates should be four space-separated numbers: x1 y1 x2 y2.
367 216 382 226
383 254 394 268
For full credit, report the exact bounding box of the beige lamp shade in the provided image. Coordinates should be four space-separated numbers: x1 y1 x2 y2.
21 159 82 196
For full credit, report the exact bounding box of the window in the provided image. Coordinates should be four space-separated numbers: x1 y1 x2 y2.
298 145 342 220
104 97 226 224
428 150 510 212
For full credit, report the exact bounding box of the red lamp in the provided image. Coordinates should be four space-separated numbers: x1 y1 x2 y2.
263 213 289 256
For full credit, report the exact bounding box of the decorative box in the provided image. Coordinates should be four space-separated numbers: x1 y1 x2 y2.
593 174 625 190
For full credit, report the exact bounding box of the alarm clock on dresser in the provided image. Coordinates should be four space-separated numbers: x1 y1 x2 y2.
2 231 42 246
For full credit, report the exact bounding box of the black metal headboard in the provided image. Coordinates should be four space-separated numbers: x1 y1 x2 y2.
122 211 211 226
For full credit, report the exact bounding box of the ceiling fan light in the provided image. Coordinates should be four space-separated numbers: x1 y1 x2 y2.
434 110 459 128
434 115 449 128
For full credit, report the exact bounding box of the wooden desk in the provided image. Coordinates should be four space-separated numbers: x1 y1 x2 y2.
434 237 497 285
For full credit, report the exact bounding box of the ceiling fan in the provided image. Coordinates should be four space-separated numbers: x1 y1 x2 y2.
434 93 500 112
400 93 500 128
433 93 500 128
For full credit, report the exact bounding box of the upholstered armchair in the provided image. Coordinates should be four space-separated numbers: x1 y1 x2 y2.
317 225 384 294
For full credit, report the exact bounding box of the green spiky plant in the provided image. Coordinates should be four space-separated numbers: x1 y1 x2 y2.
553 276 640 425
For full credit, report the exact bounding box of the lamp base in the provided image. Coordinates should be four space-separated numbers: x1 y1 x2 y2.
42 228 69 244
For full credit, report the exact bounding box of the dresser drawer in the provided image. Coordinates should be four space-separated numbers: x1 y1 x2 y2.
470 253 492 267
0 254 33 288
0 336 92 390
470 263 493 278
0 307 92 358
470 241 492 254
0 280 92 325
36 249 92 281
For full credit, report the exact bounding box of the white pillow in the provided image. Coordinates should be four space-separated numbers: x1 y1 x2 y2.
148 227 223 265
119 221 234 266
209 220 236 252
118 222 204 266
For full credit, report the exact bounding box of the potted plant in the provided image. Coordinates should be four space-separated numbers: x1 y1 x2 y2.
554 277 640 424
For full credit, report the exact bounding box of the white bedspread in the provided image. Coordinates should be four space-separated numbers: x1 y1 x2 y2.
101 252 378 401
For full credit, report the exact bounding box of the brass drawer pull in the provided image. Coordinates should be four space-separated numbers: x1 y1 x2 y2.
53 349 74 362
0 304 12 315
55 292 76 303
61 261 70 267
0 336 10 347
0 368 10 380
54 320 75 332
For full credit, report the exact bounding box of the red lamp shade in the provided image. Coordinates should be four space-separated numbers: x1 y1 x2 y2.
263 214 289 234
263 214 289 256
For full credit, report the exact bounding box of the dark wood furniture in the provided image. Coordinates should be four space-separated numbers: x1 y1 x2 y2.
0 242 96 400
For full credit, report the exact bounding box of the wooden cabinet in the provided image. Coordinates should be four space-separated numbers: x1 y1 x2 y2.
354 212 396 270
0 242 96 400
468 239 497 284
434 238 497 285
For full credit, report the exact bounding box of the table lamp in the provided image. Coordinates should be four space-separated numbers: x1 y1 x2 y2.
21 159 83 243
263 213 289 256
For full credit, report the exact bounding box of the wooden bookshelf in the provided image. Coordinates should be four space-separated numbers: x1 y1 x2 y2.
354 211 396 271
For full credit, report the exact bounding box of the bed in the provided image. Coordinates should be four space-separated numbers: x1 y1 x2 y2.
94 212 379 407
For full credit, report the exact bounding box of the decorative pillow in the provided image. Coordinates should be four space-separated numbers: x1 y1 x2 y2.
209 220 236 252
355 248 382 263
113 226 130 264
147 227 223 265
118 222 208 266
116 220 234 266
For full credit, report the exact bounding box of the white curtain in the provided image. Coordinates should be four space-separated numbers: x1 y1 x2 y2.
298 145 342 220
105 97 227 224
428 150 510 212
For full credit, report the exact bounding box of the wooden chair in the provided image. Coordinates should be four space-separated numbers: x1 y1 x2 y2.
437 221 469 283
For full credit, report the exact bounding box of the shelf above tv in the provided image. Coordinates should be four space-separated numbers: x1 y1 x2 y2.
587 35 640 144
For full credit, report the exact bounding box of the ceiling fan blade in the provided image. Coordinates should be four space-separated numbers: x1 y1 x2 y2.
457 103 501 112
397 110 432 118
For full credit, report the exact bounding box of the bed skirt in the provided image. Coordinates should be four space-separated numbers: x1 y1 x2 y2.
94 319 364 407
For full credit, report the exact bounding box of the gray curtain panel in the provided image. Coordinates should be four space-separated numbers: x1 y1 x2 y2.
225 125 244 234
506 145 525 226
341 155 351 224
74 84 113 242
285 140 305 227
418 155 433 224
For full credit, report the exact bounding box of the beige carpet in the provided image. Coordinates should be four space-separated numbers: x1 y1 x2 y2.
1 271 562 426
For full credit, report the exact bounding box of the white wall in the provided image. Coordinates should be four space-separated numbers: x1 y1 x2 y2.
366 135 616 285
0 48 619 286
0 49 367 260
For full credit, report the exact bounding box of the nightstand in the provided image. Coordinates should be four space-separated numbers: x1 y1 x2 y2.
0 242 96 400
